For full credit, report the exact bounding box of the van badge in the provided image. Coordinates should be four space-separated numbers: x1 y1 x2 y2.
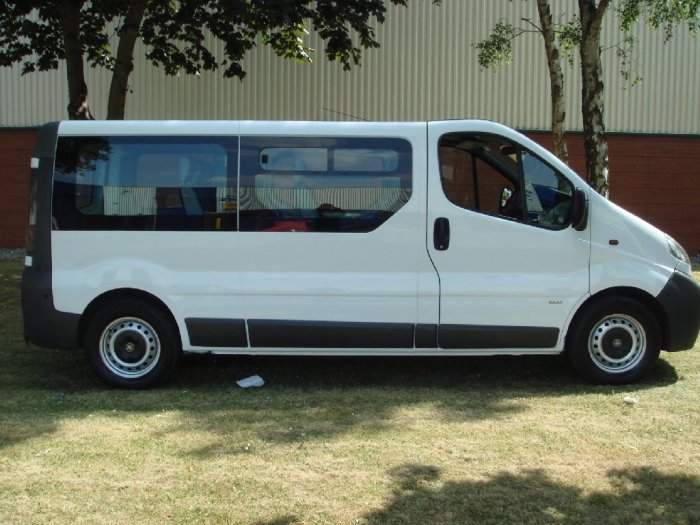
549 300 563 305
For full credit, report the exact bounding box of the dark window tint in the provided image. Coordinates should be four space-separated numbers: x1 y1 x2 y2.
239 137 412 233
439 133 573 229
52 136 238 231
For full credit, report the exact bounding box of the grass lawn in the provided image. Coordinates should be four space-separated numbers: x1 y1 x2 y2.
1 260 699 524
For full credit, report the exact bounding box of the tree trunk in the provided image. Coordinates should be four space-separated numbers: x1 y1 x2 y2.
59 0 93 120
578 0 610 197
106 0 148 120
536 0 569 165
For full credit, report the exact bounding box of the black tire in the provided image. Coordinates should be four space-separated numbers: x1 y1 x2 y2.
567 296 661 384
84 300 180 388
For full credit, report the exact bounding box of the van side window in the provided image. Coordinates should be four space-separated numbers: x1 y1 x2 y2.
438 133 574 229
239 137 412 233
260 148 328 171
52 136 238 231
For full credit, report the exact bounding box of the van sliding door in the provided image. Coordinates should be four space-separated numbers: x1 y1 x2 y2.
235 123 427 350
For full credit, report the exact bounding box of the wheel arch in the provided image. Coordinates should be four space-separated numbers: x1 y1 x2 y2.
568 286 669 349
78 288 181 349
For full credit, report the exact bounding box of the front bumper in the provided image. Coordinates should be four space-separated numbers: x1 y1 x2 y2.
656 271 700 351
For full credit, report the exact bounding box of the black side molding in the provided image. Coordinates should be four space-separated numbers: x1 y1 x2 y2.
415 324 438 348
438 324 559 349
185 318 248 347
248 320 415 348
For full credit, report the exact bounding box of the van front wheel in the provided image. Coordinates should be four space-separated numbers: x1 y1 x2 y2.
85 300 180 388
568 297 660 384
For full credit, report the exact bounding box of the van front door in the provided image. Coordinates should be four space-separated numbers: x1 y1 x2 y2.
426 122 590 352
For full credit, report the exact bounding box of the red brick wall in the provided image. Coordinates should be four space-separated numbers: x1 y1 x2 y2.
0 128 38 248
1 128 698 255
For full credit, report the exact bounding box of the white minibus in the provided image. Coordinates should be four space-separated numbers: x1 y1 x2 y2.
21 120 700 388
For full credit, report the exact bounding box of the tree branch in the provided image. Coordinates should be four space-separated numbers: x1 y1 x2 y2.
592 0 611 31
521 18 543 33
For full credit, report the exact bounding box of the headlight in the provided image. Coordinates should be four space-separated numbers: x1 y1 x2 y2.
666 235 690 264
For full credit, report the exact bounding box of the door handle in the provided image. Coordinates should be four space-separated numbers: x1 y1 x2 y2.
434 217 450 251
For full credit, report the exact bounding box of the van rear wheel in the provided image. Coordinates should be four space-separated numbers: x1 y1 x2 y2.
85 300 180 388
568 297 660 384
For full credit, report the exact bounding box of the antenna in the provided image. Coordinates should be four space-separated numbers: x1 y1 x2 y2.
322 107 369 122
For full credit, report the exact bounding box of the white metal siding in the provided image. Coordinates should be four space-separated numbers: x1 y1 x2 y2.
1 0 698 133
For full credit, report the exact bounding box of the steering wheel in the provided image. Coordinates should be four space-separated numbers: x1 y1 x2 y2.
500 190 522 219
544 200 572 226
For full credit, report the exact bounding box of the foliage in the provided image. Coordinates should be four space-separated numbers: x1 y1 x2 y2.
557 15 581 66
474 20 522 69
615 0 699 85
0 1 118 73
615 31 642 85
475 15 580 70
619 0 700 39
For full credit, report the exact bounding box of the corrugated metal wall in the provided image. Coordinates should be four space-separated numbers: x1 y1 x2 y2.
1 0 698 132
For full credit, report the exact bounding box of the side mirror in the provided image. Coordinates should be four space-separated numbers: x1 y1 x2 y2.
570 187 588 231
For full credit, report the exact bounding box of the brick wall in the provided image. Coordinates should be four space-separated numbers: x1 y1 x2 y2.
1 128 698 255
0 128 37 248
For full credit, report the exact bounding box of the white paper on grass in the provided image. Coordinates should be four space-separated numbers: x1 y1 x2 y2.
236 375 265 388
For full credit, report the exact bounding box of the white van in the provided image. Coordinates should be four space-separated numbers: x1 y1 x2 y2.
21 120 700 388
